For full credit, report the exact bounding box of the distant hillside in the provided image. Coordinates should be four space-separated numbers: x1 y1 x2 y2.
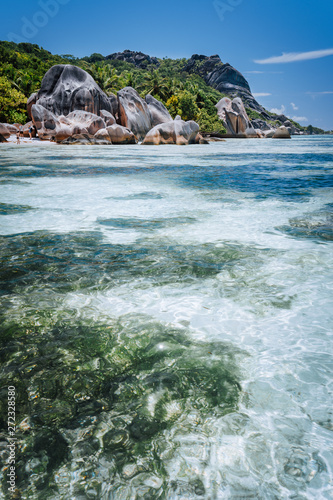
0 41 326 134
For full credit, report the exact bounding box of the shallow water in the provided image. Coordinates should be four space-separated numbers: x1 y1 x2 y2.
0 137 332 499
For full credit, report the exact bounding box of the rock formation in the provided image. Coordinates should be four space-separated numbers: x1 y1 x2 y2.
94 125 137 144
142 116 201 145
29 65 113 118
145 94 172 128
216 97 256 137
118 87 152 141
60 133 110 145
0 134 7 142
106 50 159 68
183 54 269 117
272 126 291 139
0 124 11 138
31 105 106 141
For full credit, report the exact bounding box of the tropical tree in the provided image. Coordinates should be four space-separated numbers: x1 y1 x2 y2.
139 70 170 101
0 75 27 123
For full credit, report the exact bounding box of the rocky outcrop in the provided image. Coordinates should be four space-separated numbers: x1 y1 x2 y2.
118 87 152 141
216 97 256 137
142 117 201 145
31 104 59 140
32 105 106 141
27 93 38 118
105 124 137 144
60 133 110 145
184 54 269 116
145 94 172 127
106 50 159 68
0 134 7 142
0 124 11 138
29 65 113 118
272 126 291 139
100 110 116 126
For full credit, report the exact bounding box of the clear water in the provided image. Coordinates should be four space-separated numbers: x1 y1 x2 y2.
0 137 332 499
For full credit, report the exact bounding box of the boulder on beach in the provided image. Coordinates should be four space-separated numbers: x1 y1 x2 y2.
100 110 116 126
0 133 7 143
65 110 106 135
94 128 111 142
0 124 11 138
29 64 113 118
145 94 172 127
142 117 200 145
60 133 110 145
272 126 291 139
106 124 137 144
216 97 255 137
31 104 60 140
118 87 152 141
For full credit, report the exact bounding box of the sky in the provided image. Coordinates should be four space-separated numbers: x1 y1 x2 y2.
1 0 333 129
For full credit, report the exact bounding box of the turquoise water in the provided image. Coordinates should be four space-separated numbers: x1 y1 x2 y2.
0 136 332 499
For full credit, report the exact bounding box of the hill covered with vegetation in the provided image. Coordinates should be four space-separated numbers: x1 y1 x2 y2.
0 41 327 135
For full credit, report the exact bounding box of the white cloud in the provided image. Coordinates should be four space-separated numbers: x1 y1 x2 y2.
290 102 298 110
306 91 333 95
292 116 309 123
270 105 286 115
254 48 333 64
253 93 271 97
245 71 264 74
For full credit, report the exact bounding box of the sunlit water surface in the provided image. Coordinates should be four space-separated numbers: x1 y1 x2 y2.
0 137 332 499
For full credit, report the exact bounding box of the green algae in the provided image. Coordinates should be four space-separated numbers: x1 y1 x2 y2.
0 309 243 498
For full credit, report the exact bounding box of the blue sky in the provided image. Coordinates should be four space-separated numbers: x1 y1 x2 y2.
1 0 333 129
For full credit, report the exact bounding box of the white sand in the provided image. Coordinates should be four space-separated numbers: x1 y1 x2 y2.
4 134 55 146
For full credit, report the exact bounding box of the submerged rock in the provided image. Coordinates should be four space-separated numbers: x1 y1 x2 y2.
118 87 152 141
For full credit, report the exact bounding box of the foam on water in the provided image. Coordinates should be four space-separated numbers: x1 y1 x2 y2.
0 136 332 499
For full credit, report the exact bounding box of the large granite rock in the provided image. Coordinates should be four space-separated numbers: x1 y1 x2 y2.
142 117 200 145
105 124 137 144
145 94 172 127
216 97 256 137
29 65 113 118
118 87 152 141
60 133 110 145
0 124 11 138
31 104 60 140
106 50 159 68
100 110 116 126
65 110 105 135
32 104 106 141
27 93 38 118
0 134 7 143
272 126 291 139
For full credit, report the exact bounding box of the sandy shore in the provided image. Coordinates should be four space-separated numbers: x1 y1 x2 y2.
3 135 55 146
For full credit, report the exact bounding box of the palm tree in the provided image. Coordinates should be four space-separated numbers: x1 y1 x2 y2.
139 70 170 101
